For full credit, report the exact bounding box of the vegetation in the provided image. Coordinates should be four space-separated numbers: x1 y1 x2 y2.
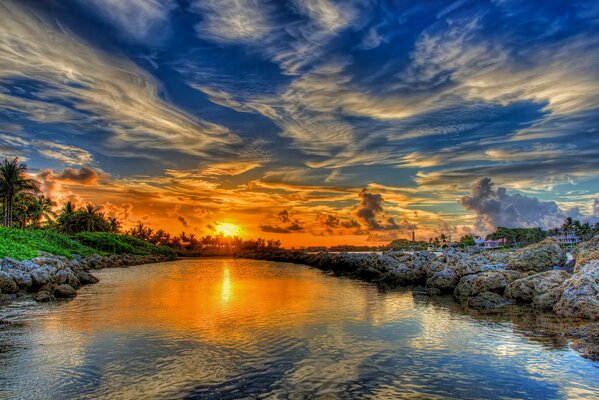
74 232 175 257
549 217 598 242
387 239 429 251
486 227 547 246
0 227 98 260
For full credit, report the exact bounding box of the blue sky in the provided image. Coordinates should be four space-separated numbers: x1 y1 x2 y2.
0 0 598 244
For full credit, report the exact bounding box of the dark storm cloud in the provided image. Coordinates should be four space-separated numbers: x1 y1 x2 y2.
355 189 401 231
459 177 598 233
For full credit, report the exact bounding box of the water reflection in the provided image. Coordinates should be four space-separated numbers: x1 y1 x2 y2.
0 259 597 399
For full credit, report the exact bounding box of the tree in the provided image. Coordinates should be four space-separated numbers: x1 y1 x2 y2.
0 157 39 227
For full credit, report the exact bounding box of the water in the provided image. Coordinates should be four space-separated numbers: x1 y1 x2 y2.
0 259 597 399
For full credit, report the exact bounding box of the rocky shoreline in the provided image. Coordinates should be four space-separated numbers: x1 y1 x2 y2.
241 237 599 360
0 253 178 303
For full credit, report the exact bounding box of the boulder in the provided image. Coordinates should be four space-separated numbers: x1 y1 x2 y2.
389 263 426 284
575 249 598 273
53 268 81 289
504 270 570 310
17 260 39 272
454 270 523 299
0 271 18 294
554 261 599 320
31 256 64 270
6 269 33 290
0 257 23 270
508 238 565 272
53 284 77 299
467 292 514 310
426 267 460 292
30 266 53 288
76 270 99 285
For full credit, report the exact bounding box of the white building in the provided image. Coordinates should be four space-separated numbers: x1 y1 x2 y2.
548 232 580 245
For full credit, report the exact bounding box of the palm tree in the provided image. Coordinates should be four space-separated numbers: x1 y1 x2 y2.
0 157 39 227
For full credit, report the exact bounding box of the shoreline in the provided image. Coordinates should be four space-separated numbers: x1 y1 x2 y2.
238 237 599 360
0 253 179 305
1 237 597 361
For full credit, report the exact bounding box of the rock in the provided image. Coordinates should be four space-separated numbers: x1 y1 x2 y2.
77 270 99 285
567 323 599 360
6 269 33 290
31 257 64 270
0 271 18 294
575 249 598 273
53 284 77 299
504 270 570 310
0 257 23 270
454 270 523 299
426 267 460 292
389 263 426 284
17 260 39 272
507 238 565 272
53 268 81 289
34 290 54 302
31 266 53 288
467 292 514 310
554 261 599 320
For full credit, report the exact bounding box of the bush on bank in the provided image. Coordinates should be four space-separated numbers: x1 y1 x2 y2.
74 232 176 257
0 228 175 260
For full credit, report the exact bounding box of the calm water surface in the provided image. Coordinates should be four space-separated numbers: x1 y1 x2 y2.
0 259 597 399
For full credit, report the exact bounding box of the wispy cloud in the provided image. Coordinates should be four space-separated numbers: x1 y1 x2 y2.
79 0 176 41
0 2 240 160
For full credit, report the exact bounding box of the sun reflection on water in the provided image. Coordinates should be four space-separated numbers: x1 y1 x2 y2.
221 266 232 303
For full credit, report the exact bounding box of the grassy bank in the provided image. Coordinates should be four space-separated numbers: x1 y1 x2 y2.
0 228 175 260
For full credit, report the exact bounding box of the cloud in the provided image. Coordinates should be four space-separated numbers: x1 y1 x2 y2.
178 215 190 228
458 177 596 233
355 189 402 231
260 220 304 234
193 0 274 43
0 2 239 159
34 141 94 166
56 167 105 185
260 209 304 233
80 0 175 41
277 209 291 223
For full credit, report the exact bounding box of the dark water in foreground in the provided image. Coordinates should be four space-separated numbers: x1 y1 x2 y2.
0 259 597 399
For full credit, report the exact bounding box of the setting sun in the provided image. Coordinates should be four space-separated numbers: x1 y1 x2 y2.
215 223 241 237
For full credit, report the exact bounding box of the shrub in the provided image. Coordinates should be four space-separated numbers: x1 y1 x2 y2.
0 227 97 260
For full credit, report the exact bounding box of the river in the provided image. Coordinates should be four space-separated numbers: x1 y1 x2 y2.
0 259 597 399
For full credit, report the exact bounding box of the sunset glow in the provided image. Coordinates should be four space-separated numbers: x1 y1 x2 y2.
215 223 242 238
0 0 597 246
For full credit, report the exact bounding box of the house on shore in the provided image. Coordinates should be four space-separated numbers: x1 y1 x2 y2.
484 238 508 249
548 232 580 246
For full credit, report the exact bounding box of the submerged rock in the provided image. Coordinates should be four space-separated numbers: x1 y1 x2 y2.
467 292 514 310
505 270 571 310
77 270 99 285
554 261 599 320
508 238 565 272
567 323 599 360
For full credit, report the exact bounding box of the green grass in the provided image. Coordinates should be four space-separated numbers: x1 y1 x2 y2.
0 228 99 260
74 232 176 257
0 228 176 260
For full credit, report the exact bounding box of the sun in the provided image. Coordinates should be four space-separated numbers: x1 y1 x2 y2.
215 222 241 237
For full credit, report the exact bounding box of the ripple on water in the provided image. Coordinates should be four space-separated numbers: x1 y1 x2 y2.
0 259 597 400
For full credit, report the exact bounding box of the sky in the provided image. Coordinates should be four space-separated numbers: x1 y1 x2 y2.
0 0 598 246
